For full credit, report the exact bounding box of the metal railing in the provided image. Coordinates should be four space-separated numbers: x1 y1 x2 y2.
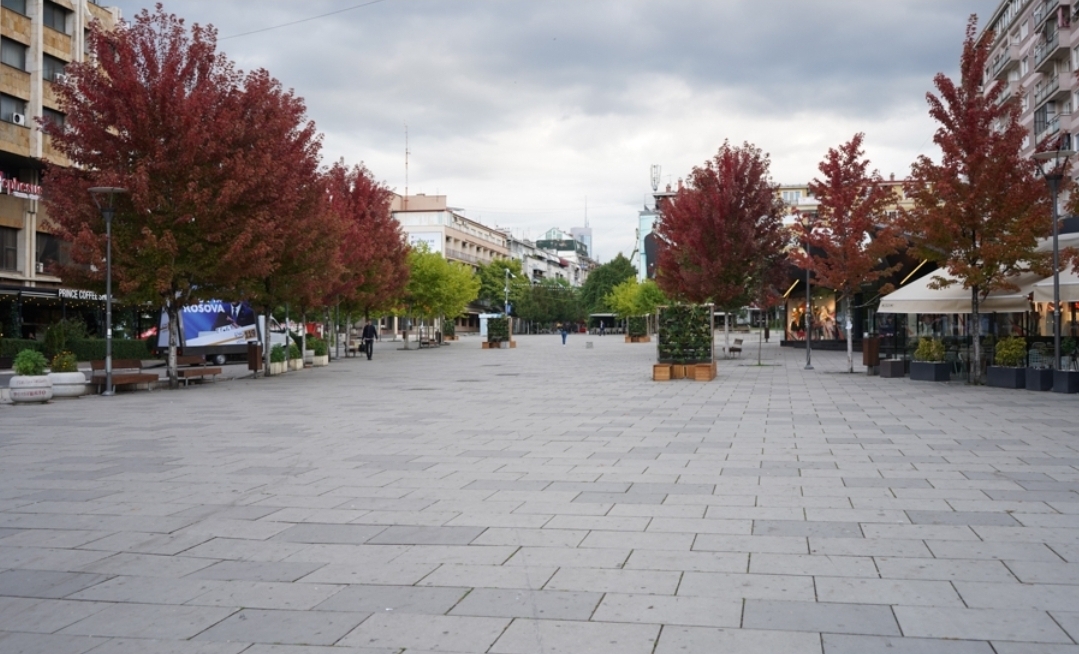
1035 30 1061 67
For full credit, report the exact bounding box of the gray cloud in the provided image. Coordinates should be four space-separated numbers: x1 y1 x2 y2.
106 0 1001 261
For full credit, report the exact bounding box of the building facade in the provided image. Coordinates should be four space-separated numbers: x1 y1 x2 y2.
505 233 586 286
982 0 1079 161
1 0 120 338
390 193 509 271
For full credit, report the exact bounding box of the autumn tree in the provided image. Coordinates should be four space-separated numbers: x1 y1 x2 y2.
43 6 323 387
903 16 1049 384
655 141 786 349
324 162 410 335
579 253 636 315
790 133 905 372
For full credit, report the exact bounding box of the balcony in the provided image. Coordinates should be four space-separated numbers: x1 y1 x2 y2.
991 44 1020 80
1035 31 1065 71
1035 112 1065 137
1036 72 1075 107
1036 0 1065 27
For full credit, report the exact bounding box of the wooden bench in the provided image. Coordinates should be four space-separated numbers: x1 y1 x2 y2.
175 355 222 386
728 338 743 357
418 339 433 348
90 359 158 393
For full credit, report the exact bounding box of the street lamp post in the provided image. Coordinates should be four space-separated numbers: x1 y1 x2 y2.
88 187 127 397
805 265 813 370
1033 140 1075 371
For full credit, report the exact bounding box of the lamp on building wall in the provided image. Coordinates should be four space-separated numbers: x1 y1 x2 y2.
88 186 127 396
1033 136 1075 371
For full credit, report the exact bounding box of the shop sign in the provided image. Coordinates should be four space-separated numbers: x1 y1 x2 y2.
59 288 106 301
0 172 42 200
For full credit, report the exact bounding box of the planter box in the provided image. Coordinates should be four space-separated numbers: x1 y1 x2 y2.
9 375 53 403
625 335 651 343
288 359 303 371
269 361 287 375
671 364 687 380
910 361 949 382
443 335 458 341
880 359 906 378
1026 368 1053 391
987 366 1025 389
48 371 89 398
1054 370 1079 394
693 362 717 381
312 354 329 367
653 364 671 381
483 341 507 349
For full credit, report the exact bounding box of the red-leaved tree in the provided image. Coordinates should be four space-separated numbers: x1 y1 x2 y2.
324 162 410 330
903 16 1049 383
790 133 905 372
42 6 324 387
654 141 786 350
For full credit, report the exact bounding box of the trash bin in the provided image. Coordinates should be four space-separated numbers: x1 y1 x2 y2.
247 343 262 372
862 336 880 367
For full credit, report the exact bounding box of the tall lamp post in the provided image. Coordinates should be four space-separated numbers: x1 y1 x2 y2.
88 187 127 396
802 219 814 371
1033 139 1075 372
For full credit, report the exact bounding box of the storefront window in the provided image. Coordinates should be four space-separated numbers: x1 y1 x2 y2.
0 226 17 270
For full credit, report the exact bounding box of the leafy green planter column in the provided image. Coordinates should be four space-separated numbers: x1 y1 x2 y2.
657 304 714 364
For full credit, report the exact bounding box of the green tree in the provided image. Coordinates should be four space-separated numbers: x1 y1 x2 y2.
579 254 636 314
517 278 583 326
404 245 480 322
606 278 667 318
475 259 529 313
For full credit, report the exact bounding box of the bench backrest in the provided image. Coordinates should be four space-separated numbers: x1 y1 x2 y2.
176 355 205 367
90 358 143 371
733 339 743 345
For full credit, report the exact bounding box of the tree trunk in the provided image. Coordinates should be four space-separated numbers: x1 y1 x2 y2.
971 288 982 385
263 308 272 375
724 312 731 356
166 301 180 389
301 311 307 356
846 295 854 373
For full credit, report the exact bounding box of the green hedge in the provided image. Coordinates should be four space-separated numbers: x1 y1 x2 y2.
442 318 456 337
657 304 713 364
487 317 509 343
627 316 648 338
0 339 44 357
66 339 151 361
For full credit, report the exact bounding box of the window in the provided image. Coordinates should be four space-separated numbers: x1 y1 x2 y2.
1022 56 1030 75
0 227 16 271
42 1 69 34
0 94 26 123
36 232 67 269
1021 19 1029 40
42 107 64 129
0 37 27 71
781 190 802 205
1 0 26 15
42 54 65 82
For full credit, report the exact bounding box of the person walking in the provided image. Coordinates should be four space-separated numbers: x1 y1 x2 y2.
361 320 378 360
560 323 568 346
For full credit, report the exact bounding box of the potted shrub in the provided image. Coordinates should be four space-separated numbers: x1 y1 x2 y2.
1027 343 1054 392
48 351 88 398
442 318 457 341
309 337 329 366
269 344 287 375
987 336 1026 389
656 304 715 381
626 316 649 343
287 342 303 371
910 337 949 382
10 349 53 403
485 316 510 349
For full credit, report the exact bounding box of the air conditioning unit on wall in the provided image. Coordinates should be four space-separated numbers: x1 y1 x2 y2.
12 113 26 126
35 262 44 273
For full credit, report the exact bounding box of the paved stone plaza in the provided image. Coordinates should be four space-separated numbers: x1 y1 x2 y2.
1 333 1078 653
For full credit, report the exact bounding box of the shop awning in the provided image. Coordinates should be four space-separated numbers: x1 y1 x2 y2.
878 270 1041 314
1033 268 1079 303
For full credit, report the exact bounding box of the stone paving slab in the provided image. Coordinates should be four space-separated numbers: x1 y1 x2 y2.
1 335 1078 650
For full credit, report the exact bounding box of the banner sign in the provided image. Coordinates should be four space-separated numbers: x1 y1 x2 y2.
0 172 42 200
408 232 443 254
59 288 106 301
157 299 258 348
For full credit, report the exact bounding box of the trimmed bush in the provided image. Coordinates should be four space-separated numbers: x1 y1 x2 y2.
627 316 647 338
487 317 509 343
14 349 48 376
442 318 456 337
1 339 43 357
657 304 713 364
43 317 89 358
66 339 150 362
913 337 945 363
308 336 327 356
994 336 1027 368
288 343 301 360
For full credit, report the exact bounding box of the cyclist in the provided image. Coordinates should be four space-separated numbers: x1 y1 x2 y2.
361 320 378 360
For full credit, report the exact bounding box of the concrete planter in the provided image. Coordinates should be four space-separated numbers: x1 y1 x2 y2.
1054 370 1079 394
880 359 906 378
910 361 949 382
312 355 329 367
48 371 89 398
1026 368 1053 391
10 375 53 403
303 349 314 365
288 359 303 371
269 361 287 375
987 366 1025 389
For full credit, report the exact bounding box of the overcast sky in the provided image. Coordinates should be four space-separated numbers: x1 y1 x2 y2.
108 0 1000 262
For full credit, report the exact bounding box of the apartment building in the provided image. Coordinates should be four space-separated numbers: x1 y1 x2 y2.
983 0 1079 158
505 232 586 286
1 0 119 338
390 193 509 271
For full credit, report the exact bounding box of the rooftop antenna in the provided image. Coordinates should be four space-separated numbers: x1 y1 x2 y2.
585 196 588 228
404 124 410 210
650 164 661 193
